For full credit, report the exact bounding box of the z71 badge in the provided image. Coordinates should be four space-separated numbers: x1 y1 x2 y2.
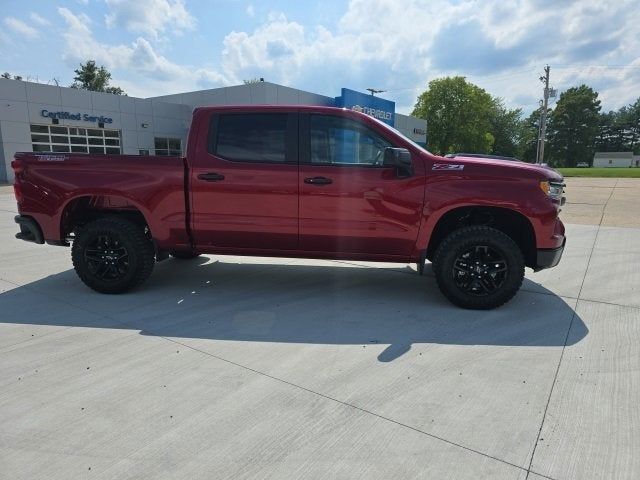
432 163 465 171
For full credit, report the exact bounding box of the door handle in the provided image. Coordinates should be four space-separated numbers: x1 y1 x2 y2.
304 176 333 185
198 172 225 182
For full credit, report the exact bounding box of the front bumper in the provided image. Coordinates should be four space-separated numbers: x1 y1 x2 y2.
535 238 565 271
14 215 44 244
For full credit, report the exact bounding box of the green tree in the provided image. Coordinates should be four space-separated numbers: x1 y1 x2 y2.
489 99 523 157
516 109 546 163
595 110 627 153
1 72 22 80
71 60 125 95
547 85 601 167
622 98 640 153
412 76 496 154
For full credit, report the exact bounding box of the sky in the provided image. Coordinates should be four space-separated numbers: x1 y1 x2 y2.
1 0 639 115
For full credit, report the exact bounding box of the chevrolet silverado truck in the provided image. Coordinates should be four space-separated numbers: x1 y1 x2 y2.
12 106 566 309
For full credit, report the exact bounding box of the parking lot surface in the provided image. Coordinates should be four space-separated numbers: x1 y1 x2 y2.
1 179 639 480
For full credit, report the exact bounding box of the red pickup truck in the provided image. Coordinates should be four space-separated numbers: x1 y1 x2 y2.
12 106 566 309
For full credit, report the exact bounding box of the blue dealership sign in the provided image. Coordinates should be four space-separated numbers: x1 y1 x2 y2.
335 88 395 126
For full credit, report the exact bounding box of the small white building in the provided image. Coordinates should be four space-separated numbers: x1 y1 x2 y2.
593 151 634 168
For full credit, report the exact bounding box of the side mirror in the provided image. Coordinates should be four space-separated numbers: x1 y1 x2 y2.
383 147 413 177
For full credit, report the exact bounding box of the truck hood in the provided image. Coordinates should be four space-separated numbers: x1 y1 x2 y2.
443 155 563 182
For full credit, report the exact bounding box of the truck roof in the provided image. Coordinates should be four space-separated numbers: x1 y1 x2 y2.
193 105 358 114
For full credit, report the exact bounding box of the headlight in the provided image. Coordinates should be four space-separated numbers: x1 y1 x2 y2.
539 180 565 203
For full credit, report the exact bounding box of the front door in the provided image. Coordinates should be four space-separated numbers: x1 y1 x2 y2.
190 111 299 250
298 113 423 257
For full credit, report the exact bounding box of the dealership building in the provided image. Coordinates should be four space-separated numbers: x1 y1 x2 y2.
0 78 427 183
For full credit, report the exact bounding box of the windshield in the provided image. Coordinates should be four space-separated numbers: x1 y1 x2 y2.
367 115 432 154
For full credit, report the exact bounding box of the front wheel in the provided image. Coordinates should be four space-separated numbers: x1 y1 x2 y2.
432 226 524 309
71 217 155 294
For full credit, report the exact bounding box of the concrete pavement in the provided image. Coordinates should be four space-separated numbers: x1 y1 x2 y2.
562 177 640 228
1 178 639 479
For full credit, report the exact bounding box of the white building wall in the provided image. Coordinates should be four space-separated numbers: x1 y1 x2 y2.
593 154 633 168
0 78 190 183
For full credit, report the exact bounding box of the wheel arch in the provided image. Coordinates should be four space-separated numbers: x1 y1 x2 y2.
425 205 537 268
60 194 152 240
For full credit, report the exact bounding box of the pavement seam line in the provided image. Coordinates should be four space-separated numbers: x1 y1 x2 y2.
524 179 618 479
2 263 582 478
6 263 602 479
146 334 534 476
39 283 536 476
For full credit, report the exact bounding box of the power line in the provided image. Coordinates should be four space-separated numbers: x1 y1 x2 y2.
383 67 539 93
552 64 640 69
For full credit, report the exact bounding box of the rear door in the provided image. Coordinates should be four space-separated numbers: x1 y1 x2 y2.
190 110 299 250
298 113 424 257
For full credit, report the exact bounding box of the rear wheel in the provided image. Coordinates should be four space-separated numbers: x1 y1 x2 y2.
71 217 155 294
432 226 524 309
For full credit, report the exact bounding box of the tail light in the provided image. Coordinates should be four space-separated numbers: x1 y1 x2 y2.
11 158 23 202
13 184 23 202
11 158 23 174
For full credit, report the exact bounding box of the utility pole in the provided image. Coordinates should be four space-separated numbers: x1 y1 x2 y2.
536 65 551 164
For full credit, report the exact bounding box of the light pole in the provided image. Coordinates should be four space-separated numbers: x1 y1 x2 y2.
366 88 386 97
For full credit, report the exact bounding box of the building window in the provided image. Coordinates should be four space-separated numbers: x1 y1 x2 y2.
609 159 613 164
155 137 182 156
30 124 121 154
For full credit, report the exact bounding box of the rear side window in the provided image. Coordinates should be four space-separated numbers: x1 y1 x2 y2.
212 113 288 163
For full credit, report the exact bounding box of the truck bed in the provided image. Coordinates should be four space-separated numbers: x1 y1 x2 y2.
12 152 190 249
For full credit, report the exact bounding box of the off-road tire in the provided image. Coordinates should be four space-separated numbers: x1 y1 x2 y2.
169 251 201 260
432 226 524 309
71 217 155 294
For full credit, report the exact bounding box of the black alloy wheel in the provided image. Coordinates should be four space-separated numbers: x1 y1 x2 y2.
72 217 155 294
84 234 130 282
452 245 507 296
432 226 525 309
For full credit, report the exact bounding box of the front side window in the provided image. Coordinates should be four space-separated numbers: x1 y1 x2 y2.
214 113 288 163
309 115 391 166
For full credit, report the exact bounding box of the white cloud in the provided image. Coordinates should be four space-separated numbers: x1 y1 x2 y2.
214 0 640 113
55 1 640 111
58 7 227 96
29 12 51 26
246 5 255 17
4 17 39 40
104 0 195 38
